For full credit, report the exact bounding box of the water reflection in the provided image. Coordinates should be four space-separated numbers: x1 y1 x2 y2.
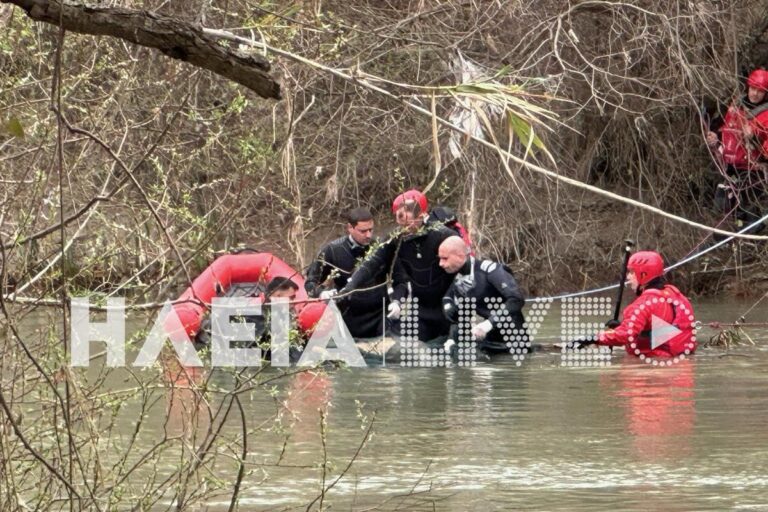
91 300 768 509
604 360 695 462
281 370 333 445
162 356 210 438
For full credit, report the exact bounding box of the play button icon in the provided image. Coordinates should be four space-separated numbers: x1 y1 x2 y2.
627 299 697 366
650 315 681 349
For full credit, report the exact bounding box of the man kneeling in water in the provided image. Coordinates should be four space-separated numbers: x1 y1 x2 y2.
594 251 697 358
438 236 527 354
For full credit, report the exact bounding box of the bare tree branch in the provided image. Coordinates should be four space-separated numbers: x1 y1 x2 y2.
2 0 281 99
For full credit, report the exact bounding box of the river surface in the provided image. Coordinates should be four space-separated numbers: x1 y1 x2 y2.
118 298 768 511
21 299 768 510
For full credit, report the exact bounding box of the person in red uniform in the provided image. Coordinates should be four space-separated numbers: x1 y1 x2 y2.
708 68 768 172
596 251 697 358
707 68 768 232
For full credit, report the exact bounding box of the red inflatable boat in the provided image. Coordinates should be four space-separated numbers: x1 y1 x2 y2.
167 252 325 341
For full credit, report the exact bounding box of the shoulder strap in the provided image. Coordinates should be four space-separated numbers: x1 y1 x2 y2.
479 260 498 273
747 102 768 119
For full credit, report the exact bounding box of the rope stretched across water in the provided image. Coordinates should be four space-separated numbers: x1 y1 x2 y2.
527 211 768 303
4 214 767 310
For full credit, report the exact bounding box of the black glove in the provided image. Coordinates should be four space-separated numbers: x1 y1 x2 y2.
604 319 620 329
442 297 459 323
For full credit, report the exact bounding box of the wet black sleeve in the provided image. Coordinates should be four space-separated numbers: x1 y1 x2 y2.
390 247 410 302
305 245 332 298
486 265 525 327
441 285 459 324
341 241 392 296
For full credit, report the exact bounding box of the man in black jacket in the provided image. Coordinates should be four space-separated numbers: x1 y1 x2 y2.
438 236 527 353
341 193 454 342
305 207 385 338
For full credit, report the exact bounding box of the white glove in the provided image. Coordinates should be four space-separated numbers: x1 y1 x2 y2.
387 301 401 320
472 319 493 340
319 289 337 300
443 339 456 353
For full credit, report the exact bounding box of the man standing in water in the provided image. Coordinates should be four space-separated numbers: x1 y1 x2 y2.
438 236 526 354
593 251 697 358
340 189 455 342
305 207 385 338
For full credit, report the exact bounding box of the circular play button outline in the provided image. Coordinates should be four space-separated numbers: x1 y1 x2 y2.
627 297 697 366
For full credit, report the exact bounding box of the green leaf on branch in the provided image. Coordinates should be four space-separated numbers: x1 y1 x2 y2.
507 112 545 155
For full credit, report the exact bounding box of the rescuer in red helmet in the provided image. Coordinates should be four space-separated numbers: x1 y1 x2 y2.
595 251 697 359
706 68 768 233
707 69 768 172
392 189 429 217
393 189 474 249
340 189 455 342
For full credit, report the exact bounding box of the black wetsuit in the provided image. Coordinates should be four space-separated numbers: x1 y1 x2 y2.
442 257 527 352
305 235 386 338
342 225 455 341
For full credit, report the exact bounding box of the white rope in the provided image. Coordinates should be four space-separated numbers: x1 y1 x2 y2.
202 27 768 241
527 211 768 302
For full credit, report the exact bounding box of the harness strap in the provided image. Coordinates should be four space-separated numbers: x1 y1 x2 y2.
747 101 768 120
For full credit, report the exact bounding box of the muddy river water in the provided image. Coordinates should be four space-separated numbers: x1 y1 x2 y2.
89 297 765 511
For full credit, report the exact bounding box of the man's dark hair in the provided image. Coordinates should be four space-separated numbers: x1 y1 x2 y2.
346 207 373 226
266 277 299 295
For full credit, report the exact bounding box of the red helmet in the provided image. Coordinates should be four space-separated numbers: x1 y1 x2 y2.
627 251 665 286
747 69 768 92
391 189 428 214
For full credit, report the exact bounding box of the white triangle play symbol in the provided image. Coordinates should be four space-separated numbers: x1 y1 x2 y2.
651 315 681 349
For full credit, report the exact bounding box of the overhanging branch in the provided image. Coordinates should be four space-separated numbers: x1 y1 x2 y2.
3 0 281 99
205 27 768 241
